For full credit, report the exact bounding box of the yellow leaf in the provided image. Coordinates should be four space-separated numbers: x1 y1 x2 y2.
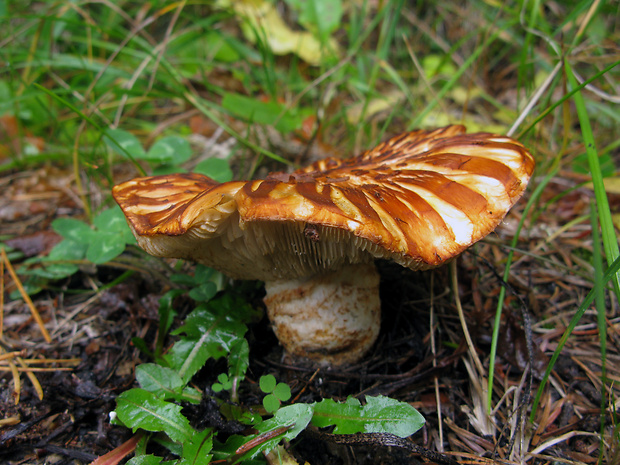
219 0 340 66
584 177 620 194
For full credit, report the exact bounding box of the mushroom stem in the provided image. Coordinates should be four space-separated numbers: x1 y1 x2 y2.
263 263 381 366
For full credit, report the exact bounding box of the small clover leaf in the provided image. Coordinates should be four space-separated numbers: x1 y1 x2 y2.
259 375 291 413
212 373 233 393
259 374 277 393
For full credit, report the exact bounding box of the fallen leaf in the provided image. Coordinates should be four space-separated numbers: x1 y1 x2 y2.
219 0 340 65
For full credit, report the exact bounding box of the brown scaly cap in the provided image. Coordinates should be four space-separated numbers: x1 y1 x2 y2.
113 125 535 281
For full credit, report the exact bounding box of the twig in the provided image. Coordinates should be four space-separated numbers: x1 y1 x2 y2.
1 247 52 343
306 429 460 465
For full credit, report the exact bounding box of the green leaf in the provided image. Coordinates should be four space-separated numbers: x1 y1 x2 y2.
165 338 225 384
164 295 257 382
135 364 184 397
51 218 94 243
188 282 217 302
180 428 213 465
144 136 192 164
221 93 309 133
272 383 291 402
126 455 163 465
243 404 314 458
204 31 240 62
259 375 276 393
228 339 249 384
287 0 343 43
104 128 146 159
115 389 195 443
46 239 87 261
194 158 233 183
262 394 281 414
311 395 425 437
93 206 136 244
86 231 126 264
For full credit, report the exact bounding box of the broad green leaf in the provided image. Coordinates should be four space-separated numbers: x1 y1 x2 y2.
115 389 195 443
311 395 425 437
46 239 88 262
165 338 226 384
51 218 94 243
240 404 314 458
86 231 126 264
93 206 136 244
194 158 233 182
144 136 192 164
180 428 213 465
104 128 146 159
164 295 258 382
221 93 308 133
136 364 184 396
30 262 79 279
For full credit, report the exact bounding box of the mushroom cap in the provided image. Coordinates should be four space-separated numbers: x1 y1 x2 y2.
113 125 534 281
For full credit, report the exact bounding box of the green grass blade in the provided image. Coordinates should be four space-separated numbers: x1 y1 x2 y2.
590 200 609 461
518 60 620 139
487 164 558 412
565 61 620 299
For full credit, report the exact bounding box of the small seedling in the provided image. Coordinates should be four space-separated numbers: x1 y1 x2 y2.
259 374 292 413
212 373 233 393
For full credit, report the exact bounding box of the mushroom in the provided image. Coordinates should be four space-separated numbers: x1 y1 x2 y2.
113 125 535 366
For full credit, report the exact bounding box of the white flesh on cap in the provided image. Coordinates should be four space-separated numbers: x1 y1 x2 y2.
264 263 380 366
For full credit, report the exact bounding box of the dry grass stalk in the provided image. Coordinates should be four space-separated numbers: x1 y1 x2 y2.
1 247 51 343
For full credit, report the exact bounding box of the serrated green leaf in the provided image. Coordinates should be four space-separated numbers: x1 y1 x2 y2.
165 338 226 384
51 218 94 243
164 295 257 382
259 375 276 393
86 231 126 264
228 339 249 384
104 128 146 159
182 386 201 402
244 404 313 458
135 364 184 396
115 389 195 443
194 158 233 182
144 136 192 164
180 428 213 465
311 395 425 437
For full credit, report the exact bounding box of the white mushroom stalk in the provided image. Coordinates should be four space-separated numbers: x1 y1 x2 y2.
113 125 535 366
